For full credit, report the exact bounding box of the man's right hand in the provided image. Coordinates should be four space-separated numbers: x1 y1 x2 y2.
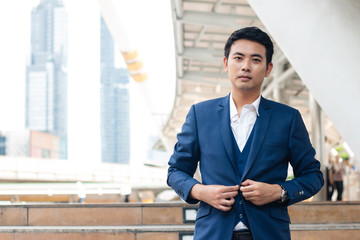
190 184 239 211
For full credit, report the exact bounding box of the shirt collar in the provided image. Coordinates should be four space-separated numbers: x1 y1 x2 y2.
229 92 261 122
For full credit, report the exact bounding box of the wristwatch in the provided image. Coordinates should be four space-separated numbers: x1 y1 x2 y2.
279 185 289 204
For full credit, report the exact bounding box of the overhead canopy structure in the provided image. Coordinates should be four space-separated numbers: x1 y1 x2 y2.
97 0 358 165
163 0 344 159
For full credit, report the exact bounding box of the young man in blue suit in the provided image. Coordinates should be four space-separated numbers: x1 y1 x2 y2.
167 27 324 240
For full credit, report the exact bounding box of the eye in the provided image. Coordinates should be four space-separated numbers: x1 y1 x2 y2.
252 58 261 63
234 56 242 60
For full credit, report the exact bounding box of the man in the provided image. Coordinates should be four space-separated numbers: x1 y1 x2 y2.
167 27 324 240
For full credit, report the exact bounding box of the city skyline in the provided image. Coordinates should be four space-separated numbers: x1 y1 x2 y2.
26 0 68 159
0 0 175 164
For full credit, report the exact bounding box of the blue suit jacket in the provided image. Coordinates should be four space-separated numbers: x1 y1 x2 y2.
167 95 324 240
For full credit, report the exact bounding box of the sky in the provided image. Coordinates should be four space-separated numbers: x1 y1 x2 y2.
0 0 176 164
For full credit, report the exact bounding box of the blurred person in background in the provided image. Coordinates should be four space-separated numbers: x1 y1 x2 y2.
331 155 346 201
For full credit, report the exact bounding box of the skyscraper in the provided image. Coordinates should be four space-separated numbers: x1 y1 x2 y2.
100 17 130 164
26 0 68 159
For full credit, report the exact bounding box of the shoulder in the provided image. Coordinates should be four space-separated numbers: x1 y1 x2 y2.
193 95 228 111
261 97 304 126
261 97 298 115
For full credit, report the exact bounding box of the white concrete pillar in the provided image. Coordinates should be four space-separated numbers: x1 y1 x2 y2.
248 0 360 161
309 94 326 200
309 95 325 168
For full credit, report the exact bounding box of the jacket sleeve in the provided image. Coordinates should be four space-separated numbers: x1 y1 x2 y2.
167 105 201 204
282 110 324 205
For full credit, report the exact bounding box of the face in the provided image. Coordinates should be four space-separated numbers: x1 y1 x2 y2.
223 39 273 95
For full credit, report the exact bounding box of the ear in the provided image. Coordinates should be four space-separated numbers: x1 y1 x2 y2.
265 62 273 77
223 57 228 72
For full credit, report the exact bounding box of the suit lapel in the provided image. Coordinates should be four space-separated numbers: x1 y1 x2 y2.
241 97 271 181
217 94 240 177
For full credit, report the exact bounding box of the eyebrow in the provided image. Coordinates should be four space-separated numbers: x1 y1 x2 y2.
232 52 264 59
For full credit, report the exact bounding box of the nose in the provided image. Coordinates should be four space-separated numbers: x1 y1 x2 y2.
241 60 250 72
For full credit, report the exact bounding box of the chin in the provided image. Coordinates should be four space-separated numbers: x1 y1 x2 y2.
236 84 253 91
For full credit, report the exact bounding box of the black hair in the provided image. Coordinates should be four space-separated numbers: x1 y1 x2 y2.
224 27 274 65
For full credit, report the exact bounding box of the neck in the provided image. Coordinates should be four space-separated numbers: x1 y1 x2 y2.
231 90 260 109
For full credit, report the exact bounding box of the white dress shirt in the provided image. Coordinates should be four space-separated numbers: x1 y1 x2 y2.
230 93 261 230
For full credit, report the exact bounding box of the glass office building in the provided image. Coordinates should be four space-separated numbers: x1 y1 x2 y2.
100 17 130 164
25 0 68 159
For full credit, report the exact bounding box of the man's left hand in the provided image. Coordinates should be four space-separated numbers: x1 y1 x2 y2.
240 179 282 206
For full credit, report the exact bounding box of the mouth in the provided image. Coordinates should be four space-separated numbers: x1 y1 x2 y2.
238 75 251 81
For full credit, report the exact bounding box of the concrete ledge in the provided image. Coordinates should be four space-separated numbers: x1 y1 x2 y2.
289 201 360 224
0 202 359 227
0 223 359 233
0 225 195 233
291 223 360 231
0 224 359 240
0 203 185 226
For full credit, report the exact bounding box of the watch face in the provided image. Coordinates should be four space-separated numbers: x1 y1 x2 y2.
280 186 289 203
279 185 289 203
282 191 289 203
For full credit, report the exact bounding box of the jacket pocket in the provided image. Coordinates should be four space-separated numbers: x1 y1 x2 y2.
270 206 291 223
196 202 211 221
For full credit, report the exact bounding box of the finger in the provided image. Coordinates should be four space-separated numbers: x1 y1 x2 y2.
243 194 257 203
223 185 240 192
241 191 252 199
241 180 250 186
219 205 232 212
223 189 239 198
241 188 259 199
220 198 236 210
240 185 253 193
227 197 236 204
241 179 255 186
229 197 236 205
221 197 235 206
